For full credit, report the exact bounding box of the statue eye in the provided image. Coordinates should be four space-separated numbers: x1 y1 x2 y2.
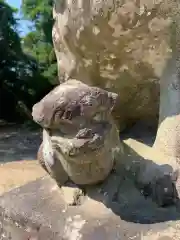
53 108 64 122
64 110 72 120
63 104 81 120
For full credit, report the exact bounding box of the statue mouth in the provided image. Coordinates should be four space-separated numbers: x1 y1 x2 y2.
50 120 112 157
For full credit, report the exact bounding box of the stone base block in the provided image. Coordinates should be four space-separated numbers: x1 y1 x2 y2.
1 176 180 239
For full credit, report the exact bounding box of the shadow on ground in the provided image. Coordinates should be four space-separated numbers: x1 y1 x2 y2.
82 122 180 224
120 121 157 147
84 142 180 225
0 126 42 162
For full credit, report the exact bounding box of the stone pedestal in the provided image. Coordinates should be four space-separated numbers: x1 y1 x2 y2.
1 176 180 240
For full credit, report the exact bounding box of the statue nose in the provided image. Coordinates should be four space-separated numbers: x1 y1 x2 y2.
32 103 45 124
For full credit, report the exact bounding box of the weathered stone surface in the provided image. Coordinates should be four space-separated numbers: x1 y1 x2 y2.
61 185 86 206
37 142 69 186
52 0 178 128
119 122 180 207
1 176 180 239
114 144 179 207
32 79 121 185
153 57 180 161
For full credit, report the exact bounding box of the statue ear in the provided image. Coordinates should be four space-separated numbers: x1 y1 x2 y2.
107 92 119 110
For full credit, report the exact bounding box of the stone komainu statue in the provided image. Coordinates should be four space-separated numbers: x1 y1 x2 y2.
33 79 120 185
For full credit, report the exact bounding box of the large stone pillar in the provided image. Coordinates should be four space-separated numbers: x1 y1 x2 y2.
153 56 180 160
52 0 174 130
153 9 180 161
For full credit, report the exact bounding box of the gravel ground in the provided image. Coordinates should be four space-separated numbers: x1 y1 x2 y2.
0 126 46 195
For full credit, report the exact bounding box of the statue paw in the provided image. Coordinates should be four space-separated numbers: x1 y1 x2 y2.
142 175 178 207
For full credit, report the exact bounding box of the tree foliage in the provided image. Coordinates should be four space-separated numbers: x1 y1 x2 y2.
0 0 54 122
0 0 23 85
21 0 58 85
